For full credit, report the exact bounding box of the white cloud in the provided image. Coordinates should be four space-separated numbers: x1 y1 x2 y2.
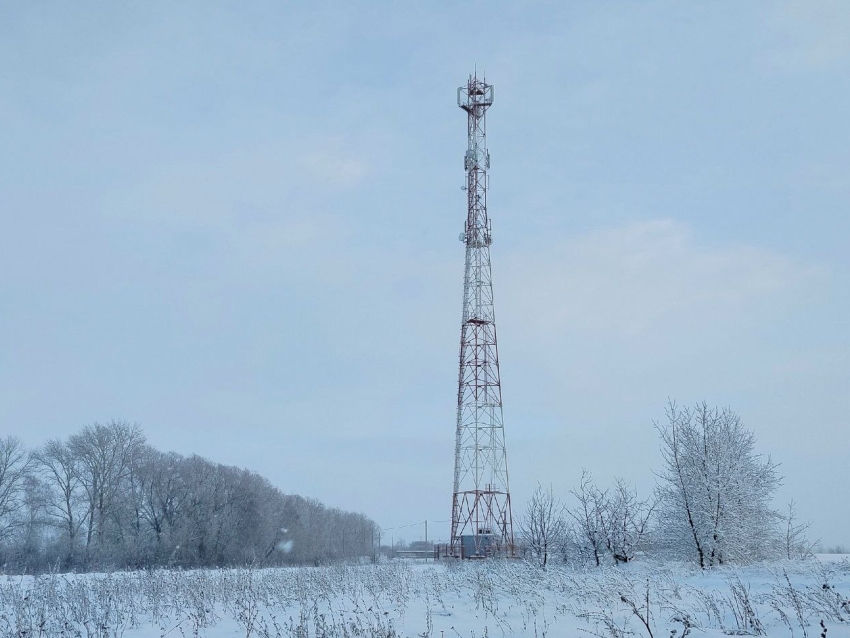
501 219 823 338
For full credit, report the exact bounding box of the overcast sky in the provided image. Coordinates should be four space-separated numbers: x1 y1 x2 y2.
1 1 848 546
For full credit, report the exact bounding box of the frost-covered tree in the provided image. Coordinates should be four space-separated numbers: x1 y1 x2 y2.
603 478 656 564
567 471 654 566
655 401 781 567
1 423 380 573
567 471 608 566
519 483 566 568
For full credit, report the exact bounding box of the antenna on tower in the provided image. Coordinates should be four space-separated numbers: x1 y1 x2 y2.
440 73 515 559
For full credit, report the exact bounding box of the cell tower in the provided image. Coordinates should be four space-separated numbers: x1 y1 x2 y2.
448 73 515 558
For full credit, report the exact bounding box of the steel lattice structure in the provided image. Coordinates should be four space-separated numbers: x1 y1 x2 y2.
448 74 515 558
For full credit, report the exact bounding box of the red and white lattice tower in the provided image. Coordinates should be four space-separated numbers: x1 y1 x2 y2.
449 73 515 558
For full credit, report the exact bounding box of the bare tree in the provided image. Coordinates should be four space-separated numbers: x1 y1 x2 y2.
603 478 656 564
135 448 186 559
0 436 31 542
1 423 381 572
68 420 145 562
14 473 51 568
567 471 655 566
567 470 608 566
33 439 86 566
519 483 566 568
655 401 781 567
781 499 815 560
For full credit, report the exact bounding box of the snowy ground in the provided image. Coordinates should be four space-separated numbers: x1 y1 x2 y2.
1 556 848 637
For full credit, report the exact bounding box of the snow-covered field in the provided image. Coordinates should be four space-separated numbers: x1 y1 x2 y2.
1 556 848 637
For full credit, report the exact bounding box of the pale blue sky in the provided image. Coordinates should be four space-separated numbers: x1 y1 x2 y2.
1 2 848 545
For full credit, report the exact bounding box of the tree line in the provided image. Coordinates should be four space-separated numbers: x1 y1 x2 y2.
0 421 379 573
519 401 814 568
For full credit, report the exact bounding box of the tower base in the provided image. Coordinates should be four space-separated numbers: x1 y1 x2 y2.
445 489 516 559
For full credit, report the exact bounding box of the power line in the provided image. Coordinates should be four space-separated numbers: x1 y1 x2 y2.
380 519 449 532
